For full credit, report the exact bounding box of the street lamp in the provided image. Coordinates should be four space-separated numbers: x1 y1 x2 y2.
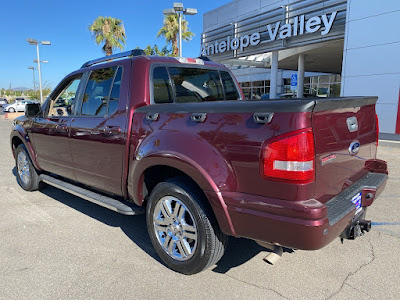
28 66 36 92
27 38 51 103
34 59 48 64
163 2 197 57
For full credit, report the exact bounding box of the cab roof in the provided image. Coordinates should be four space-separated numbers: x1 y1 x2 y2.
80 49 223 69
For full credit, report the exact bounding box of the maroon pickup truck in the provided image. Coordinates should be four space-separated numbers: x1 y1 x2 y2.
10 49 388 274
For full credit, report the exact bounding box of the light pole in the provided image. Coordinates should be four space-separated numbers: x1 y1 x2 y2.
27 38 51 103
28 66 36 92
34 59 48 64
163 3 197 57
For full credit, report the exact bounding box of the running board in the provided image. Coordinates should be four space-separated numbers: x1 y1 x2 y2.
40 174 144 215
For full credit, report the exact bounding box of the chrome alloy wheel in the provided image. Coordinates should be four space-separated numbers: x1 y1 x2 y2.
153 196 198 261
17 151 30 185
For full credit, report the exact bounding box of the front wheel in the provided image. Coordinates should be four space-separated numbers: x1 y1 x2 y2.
8 107 15 112
146 178 227 274
15 144 41 191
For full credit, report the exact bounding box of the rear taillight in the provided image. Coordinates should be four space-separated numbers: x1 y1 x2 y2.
262 129 315 183
375 113 379 147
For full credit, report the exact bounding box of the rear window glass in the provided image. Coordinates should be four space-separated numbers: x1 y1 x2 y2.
152 66 241 104
169 67 224 103
81 67 116 116
153 67 173 104
108 67 122 115
220 71 240 100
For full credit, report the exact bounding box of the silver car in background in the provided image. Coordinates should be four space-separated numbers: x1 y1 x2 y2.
0 98 9 107
2 100 39 112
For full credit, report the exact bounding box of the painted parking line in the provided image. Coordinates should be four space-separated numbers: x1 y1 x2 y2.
372 222 400 226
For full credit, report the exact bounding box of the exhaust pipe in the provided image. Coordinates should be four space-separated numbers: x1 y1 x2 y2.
263 245 283 265
256 241 284 265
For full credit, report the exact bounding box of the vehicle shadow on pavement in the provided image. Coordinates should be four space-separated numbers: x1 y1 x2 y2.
212 238 266 273
11 167 161 264
212 238 294 274
40 185 162 260
12 166 294 273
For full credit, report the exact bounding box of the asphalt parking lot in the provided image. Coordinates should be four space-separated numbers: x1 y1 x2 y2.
0 116 399 300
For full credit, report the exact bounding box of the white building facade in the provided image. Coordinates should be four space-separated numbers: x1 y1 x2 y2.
202 0 400 134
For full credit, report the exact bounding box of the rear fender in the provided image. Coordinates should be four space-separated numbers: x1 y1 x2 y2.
128 131 237 235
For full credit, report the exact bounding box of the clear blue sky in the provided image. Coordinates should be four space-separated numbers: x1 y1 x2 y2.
0 0 228 90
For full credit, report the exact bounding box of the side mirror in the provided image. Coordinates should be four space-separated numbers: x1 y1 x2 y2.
25 103 41 117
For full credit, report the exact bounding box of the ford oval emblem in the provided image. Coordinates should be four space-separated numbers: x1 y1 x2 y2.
348 140 360 156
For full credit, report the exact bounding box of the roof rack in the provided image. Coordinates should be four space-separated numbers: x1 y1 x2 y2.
197 55 213 62
81 49 146 68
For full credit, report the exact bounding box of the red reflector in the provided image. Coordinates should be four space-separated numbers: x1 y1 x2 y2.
262 130 315 183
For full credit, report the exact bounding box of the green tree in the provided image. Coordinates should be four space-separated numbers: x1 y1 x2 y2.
89 16 126 56
157 14 194 57
141 45 173 56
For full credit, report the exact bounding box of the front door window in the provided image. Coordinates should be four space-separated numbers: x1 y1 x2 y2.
49 77 82 117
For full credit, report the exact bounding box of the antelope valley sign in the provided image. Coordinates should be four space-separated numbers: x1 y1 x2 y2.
201 11 338 56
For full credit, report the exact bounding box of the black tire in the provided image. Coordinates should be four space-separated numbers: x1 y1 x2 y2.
9 107 15 112
146 177 228 274
15 144 41 191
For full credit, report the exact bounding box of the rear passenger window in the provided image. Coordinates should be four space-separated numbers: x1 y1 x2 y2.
151 66 241 103
81 67 116 116
108 67 122 115
153 67 173 104
220 71 240 100
169 67 224 103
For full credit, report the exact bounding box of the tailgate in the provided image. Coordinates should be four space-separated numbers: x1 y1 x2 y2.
312 97 378 202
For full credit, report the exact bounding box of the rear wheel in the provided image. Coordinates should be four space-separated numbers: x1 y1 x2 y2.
146 178 227 274
15 144 41 191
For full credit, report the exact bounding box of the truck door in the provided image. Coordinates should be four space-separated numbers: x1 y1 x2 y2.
30 74 84 180
69 61 130 196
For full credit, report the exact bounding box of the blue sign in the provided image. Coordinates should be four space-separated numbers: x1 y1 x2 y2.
291 74 297 91
291 74 298 86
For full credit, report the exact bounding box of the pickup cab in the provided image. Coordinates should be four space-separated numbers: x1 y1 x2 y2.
10 50 388 274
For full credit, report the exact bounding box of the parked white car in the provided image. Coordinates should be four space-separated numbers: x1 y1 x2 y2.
2 100 39 113
0 98 9 107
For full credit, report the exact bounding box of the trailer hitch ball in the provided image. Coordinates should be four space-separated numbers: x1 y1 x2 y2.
354 223 362 238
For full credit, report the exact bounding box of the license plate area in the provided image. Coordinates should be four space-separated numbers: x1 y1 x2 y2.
351 192 362 215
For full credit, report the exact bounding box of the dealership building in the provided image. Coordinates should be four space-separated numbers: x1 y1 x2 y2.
201 0 400 135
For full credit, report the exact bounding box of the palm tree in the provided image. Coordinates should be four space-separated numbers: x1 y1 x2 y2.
89 16 126 56
157 14 194 57
141 45 173 56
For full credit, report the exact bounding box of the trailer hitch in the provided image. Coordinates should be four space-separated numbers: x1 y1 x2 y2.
340 219 372 241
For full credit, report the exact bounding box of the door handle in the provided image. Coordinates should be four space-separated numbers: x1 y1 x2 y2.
55 124 68 131
253 112 274 124
146 113 159 122
102 126 121 134
191 113 207 123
